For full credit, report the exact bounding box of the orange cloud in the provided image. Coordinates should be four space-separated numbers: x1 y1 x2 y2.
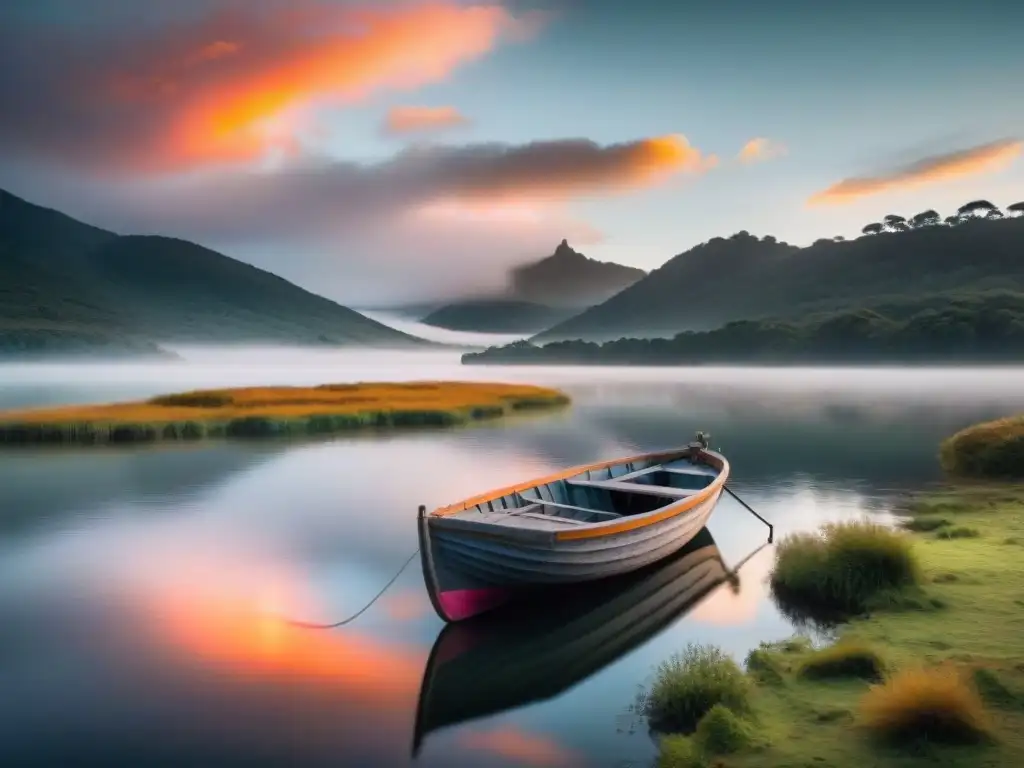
459 726 583 767
808 138 1023 206
738 137 786 164
428 133 715 204
16 2 537 174
383 105 471 136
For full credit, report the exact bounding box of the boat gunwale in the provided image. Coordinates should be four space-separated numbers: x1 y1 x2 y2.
429 445 730 542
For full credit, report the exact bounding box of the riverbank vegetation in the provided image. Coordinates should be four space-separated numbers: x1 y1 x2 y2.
465 292 1024 366
940 415 1024 480
648 485 1024 767
0 381 571 445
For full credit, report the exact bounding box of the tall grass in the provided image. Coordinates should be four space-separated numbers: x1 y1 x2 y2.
860 666 992 745
798 641 886 681
0 381 570 444
940 414 1024 479
770 520 920 619
644 643 751 733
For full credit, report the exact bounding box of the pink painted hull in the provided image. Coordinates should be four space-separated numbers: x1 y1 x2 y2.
436 587 518 622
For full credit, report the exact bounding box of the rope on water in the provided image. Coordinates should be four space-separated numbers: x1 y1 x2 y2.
286 548 421 629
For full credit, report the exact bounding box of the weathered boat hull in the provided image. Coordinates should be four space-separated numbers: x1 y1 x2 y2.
419 444 729 622
412 528 737 756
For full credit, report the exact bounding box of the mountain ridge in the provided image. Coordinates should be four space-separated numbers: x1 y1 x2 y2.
0 188 429 357
533 221 1024 343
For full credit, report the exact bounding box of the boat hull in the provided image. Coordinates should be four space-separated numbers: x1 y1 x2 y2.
412 528 732 756
418 450 726 622
435 488 721 584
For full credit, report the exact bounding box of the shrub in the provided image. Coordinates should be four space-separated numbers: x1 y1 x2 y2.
940 415 1024 479
901 516 949 532
745 647 784 685
693 704 753 754
770 520 920 618
859 666 992 745
645 644 751 733
798 641 885 681
656 735 703 768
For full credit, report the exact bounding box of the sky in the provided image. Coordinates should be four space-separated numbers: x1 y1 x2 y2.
1 0 1022 305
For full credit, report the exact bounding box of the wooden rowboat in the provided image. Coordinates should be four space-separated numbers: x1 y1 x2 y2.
417 436 729 622
412 528 751 758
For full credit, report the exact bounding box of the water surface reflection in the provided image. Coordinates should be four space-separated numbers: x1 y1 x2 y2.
3 360 1024 766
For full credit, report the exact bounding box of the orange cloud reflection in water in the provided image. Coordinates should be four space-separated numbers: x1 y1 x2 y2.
689 545 774 626
458 725 584 767
124 548 425 710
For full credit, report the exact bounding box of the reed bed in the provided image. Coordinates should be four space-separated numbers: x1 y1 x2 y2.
0 381 571 444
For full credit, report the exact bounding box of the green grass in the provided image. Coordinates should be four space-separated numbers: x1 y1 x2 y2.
643 643 752 733
653 485 1024 767
0 382 571 445
769 520 921 621
798 641 886 681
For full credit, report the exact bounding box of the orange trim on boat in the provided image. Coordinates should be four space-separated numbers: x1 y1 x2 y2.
431 447 694 517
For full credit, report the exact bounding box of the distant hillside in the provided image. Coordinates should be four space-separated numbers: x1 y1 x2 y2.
510 240 646 308
420 299 577 334
533 220 1024 343
466 292 1024 366
0 188 428 357
417 240 645 334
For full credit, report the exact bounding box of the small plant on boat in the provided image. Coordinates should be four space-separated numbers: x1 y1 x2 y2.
859 666 992 745
644 643 752 733
798 640 886 682
769 520 920 620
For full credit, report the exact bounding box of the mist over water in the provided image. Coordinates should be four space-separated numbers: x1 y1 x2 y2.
3 349 1024 766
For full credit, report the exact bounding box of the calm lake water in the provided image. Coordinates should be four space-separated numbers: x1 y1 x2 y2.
3 347 1024 767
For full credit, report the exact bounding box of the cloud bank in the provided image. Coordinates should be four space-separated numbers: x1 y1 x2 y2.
808 138 1022 206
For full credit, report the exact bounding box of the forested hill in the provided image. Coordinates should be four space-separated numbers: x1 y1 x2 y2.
0 188 429 357
533 214 1024 343
466 292 1024 366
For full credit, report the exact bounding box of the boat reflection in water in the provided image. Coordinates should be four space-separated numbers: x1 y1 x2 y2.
412 527 767 759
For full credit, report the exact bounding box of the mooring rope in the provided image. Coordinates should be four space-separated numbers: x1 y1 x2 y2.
286 548 421 629
723 485 774 543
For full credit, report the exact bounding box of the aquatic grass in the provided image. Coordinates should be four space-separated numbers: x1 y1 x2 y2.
644 643 752 734
798 641 885 682
859 666 992 745
0 381 570 445
940 414 1024 479
769 520 921 620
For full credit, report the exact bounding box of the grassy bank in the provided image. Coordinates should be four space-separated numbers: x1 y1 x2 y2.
940 415 1024 479
0 381 571 445
649 485 1024 767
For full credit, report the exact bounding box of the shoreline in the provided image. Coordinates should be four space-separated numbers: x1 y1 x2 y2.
650 482 1024 767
